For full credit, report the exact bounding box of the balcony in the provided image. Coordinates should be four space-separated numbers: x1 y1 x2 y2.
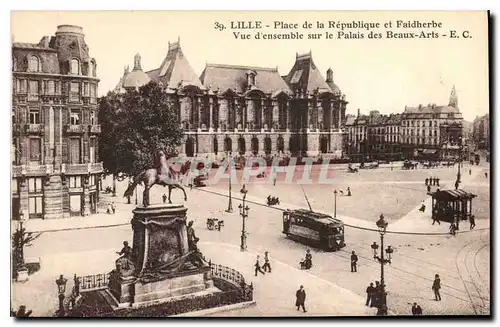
64 124 85 134
88 124 101 134
11 164 52 178
24 124 45 134
63 162 104 175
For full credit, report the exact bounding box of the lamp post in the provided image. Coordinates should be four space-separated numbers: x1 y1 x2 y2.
226 154 233 213
333 190 338 218
457 136 463 184
373 214 393 316
55 274 68 317
238 185 249 252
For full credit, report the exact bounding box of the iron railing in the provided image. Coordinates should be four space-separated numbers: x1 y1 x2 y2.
77 273 110 292
210 263 246 287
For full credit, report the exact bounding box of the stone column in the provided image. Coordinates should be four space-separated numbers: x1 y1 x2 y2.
209 98 213 129
246 99 254 130
330 100 336 129
317 100 323 130
83 180 91 216
245 135 252 156
261 99 266 130
272 100 279 130
338 103 342 129
19 178 28 219
285 101 290 131
197 97 202 129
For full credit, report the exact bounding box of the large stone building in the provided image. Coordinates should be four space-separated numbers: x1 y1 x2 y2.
345 86 463 161
401 86 463 160
114 40 348 159
345 110 402 161
472 114 490 150
11 25 103 220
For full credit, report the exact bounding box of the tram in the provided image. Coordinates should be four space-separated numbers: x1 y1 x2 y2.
282 209 346 251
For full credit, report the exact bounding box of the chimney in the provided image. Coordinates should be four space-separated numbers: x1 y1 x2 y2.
357 109 360 117
418 104 422 109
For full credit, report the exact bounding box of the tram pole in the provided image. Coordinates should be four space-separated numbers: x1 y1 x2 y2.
333 190 338 218
226 153 233 213
239 185 249 252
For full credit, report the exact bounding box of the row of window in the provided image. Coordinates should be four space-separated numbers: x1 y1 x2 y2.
12 175 97 194
16 55 97 77
24 108 96 126
402 129 439 137
20 137 98 164
14 79 97 101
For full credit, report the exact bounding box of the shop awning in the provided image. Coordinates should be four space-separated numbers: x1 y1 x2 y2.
432 189 477 201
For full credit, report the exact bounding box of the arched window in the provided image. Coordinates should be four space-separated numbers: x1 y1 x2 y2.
88 60 96 77
71 59 80 75
28 55 40 72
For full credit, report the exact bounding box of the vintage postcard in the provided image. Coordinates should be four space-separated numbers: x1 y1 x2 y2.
10 10 490 318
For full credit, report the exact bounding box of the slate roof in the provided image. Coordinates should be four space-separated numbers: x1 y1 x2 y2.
284 52 333 95
403 105 459 115
200 64 291 96
153 41 203 89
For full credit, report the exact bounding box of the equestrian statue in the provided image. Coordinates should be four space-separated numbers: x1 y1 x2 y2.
123 151 191 206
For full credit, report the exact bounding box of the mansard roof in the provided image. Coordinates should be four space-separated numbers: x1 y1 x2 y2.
200 63 292 96
284 52 333 95
153 40 203 89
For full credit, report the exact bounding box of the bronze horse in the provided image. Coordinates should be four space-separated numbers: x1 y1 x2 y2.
124 160 191 207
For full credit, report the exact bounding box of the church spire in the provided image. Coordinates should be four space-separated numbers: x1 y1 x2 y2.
448 84 458 109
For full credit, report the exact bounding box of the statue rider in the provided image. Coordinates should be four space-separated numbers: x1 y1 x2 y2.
116 241 133 271
186 221 205 267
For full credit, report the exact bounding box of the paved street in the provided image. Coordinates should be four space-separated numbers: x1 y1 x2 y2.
13 161 490 316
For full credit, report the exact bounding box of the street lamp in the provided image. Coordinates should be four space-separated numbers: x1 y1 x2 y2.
226 154 233 213
55 274 68 317
238 185 249 252
333 190 338 218
457 136 463 184
373 214 392 316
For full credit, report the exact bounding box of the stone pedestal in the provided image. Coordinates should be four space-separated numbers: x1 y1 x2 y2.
107 204 216 309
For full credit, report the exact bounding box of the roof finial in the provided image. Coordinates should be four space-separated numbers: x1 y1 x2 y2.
133 53 142 71
178 36 180 45
296 52 298 58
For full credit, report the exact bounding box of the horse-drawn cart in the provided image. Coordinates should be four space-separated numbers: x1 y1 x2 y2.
206 218 224 231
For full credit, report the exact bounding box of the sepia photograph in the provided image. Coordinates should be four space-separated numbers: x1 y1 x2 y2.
9 10 490 318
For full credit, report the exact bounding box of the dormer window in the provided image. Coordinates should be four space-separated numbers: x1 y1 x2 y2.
88 60 96 77
246 70 256 89
28 55 40 72
71 59 80 75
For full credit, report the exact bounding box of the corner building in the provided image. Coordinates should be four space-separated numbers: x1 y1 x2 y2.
115 41 348 159
12 25 103 220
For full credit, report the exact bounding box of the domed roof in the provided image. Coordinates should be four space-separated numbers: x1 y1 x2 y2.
123 53 150 89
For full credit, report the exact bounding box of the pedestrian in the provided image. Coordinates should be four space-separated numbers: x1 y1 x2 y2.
485 172 488 178
162 193 167 204
350 251 358 272
449 223 457 236
427 185 431 193
262 251 272 273
425 178 429 186
436 178 440 187
469 169 472 176
372 281 381 308
305 250 312 269
455 180 459 190
432 213 441 225
107 203 112 215
469 215 476 230
365 282 375 306
347 187 352 197
432 274 442 301
411 302 423 315
111 202 116 214
254 255 265 276
295 285 307 313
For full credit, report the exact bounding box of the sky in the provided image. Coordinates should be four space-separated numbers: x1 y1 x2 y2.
10 11 489 121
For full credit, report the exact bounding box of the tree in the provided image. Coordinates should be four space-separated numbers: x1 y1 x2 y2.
12 224 40 275
98 81 184 179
